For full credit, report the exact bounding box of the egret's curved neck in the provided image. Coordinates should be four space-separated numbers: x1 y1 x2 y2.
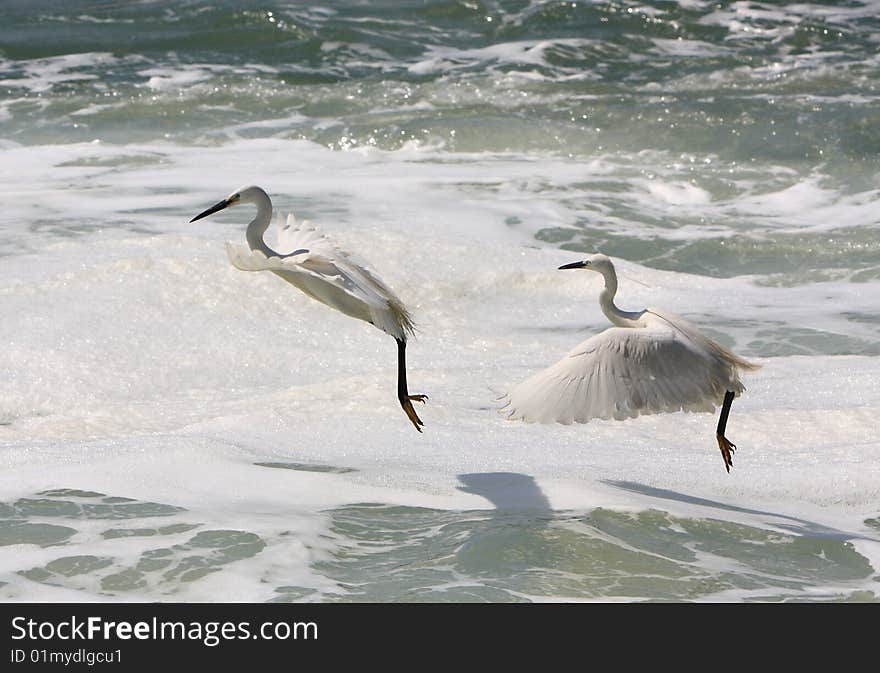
598 265 645 328
244 188 277 257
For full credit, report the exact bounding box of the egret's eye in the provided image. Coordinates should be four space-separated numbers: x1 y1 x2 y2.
584 261 591 266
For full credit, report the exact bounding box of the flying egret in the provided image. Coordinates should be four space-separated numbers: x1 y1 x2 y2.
502 254 759 472
190 185 427 431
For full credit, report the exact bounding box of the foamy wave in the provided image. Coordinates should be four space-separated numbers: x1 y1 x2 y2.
0 52 122 93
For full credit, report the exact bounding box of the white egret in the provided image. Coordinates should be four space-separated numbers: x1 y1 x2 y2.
190 185 427 431
502 254 759 471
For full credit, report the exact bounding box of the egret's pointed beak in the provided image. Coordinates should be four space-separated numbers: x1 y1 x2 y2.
558 261 587 270
190 198 233 223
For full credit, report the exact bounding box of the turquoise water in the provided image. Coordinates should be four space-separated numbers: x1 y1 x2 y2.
1 1 879 602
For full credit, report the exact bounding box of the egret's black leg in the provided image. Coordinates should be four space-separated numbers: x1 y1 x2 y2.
397 338 427 432
716 390 737 473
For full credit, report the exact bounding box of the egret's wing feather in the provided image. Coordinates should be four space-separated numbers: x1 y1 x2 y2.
296 248 415 340
277 216 407 309
224 242 302 272
503 323 734 425
227 218 415 340
648 308 761 373
275 213 334 257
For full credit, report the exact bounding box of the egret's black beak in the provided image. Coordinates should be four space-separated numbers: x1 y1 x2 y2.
558 261 587 270
190 198 233 223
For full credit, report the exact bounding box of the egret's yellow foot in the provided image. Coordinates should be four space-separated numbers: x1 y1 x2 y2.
401 396 427 432
716 433 737 473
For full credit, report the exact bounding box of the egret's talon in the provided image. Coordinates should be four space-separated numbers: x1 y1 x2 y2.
716 433 737 473
401 397 425 432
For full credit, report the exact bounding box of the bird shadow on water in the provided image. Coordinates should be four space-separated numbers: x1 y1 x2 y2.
452 472 567 588
290 473 564 602
457 472 553 514
603 480 880 543
455 472 589 571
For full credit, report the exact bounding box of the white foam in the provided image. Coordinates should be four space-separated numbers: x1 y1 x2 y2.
642 178 712 205
141 67 214 92
0 53 131 93
699 0 880 32
407 38 598 76
651 38 733 58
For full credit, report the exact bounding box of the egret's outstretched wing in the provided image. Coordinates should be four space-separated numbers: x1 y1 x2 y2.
275 213 328 257
647 308 760 374
502 318 741 425
225 241 308 272
226 215 414 340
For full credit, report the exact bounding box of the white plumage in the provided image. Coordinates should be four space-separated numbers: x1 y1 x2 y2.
225 214 414 342
502 254 758 471
191 185 426 431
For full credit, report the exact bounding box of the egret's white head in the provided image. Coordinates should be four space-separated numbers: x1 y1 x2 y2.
189 185 265 222
558 253 613 274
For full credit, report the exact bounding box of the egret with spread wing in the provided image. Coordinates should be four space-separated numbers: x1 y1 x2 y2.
502 254 759 471
190 185 427 431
